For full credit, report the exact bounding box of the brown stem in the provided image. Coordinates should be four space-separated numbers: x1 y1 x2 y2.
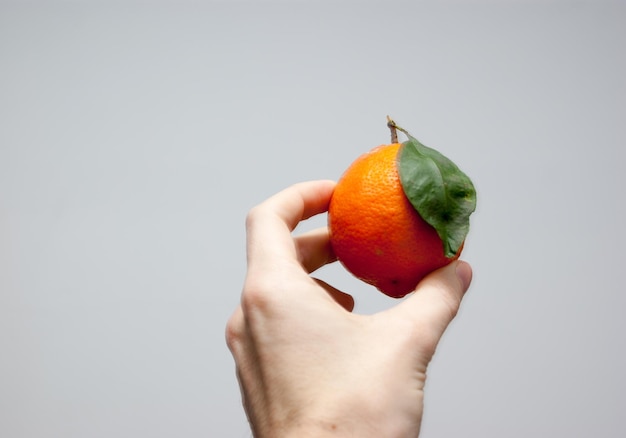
387 115 398 143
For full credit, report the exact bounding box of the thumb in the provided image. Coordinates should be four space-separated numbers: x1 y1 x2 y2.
393 261 473 358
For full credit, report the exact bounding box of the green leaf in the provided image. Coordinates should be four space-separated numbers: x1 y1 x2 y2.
397 136 477 258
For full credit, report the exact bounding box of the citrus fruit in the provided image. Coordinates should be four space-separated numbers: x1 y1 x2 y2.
328 118 476 298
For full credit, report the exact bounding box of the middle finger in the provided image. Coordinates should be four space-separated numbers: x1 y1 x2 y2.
294 227 337 273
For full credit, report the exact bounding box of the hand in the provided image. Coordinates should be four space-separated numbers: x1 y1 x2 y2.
225 180 472 437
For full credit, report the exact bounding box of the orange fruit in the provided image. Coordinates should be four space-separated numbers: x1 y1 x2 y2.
328 143 459 298
327 120 476 299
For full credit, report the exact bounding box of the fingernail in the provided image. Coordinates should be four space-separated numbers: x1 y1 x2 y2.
455 261 473 292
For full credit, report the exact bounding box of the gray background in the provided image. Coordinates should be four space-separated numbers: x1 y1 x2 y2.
1 1 625 437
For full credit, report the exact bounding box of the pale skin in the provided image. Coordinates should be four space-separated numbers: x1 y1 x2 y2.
225 180 473 437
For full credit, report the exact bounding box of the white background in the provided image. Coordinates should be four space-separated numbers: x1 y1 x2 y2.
1 1 625 437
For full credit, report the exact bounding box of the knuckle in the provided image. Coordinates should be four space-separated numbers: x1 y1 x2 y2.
241 275 275 315
430 280 461 321
245 204 265 229
439 288 461 321
225 312 244 351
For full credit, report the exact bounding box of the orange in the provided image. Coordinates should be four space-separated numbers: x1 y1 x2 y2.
328 143 460 298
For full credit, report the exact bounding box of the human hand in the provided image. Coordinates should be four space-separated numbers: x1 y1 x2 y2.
225 180 472 437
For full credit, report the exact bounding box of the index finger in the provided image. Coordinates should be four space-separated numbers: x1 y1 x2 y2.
245 180 336 272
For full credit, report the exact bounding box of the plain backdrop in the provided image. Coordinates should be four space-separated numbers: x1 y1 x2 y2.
1 1 625 437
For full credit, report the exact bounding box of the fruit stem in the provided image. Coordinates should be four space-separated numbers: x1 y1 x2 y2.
386 115 411 142
387 115 398 143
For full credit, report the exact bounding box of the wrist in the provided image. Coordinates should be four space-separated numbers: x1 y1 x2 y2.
274 421 417 438
255 403 419 438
